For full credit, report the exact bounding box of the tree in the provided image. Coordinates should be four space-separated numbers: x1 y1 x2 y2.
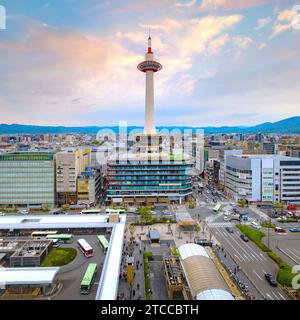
194 224 201 237
238 199 246 207
139 206 153 225
128 223 136 242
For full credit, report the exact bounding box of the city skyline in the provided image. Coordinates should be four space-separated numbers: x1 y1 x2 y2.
0 0 299 127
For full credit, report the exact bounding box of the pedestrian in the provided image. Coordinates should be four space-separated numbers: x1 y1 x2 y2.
133 289 136 297
137 283 140 290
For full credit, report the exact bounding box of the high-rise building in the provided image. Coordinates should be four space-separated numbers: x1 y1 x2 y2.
107 35 192 206
56 148 91 205
225 154 300 204
0 152 55 207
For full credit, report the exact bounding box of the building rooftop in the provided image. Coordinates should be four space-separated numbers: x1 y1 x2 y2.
0 267 60 286
233 154 300 161
0 214 126 230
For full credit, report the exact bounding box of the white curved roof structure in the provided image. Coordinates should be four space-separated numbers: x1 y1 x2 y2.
196 289 235 300
178 243 209 260
178 243 234 301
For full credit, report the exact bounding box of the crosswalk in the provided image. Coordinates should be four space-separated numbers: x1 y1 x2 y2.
208 222 234 228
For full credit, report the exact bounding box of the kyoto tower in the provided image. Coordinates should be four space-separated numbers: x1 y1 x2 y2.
137 34 162 135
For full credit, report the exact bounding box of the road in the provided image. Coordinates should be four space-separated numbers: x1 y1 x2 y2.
210 225 290 300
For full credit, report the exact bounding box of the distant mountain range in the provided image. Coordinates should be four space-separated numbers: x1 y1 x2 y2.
1 116 300 135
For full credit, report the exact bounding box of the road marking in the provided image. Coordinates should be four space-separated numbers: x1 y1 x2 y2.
277 292 286 300
285 248 300 262
253 270 263 280
266 293 273 300
212 229 246 262
225 232 256 262
293 248 300 255
272 292 281 300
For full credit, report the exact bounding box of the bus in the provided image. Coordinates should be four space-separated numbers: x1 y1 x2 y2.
213 203 221 213
80 263 98 294
97 235 109 253
46 234 73 243
105 208 126 214
81 209 101 215
31 230 58 239
77 238 94 258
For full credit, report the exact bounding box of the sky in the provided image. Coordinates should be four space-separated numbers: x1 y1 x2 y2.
0 0 299 127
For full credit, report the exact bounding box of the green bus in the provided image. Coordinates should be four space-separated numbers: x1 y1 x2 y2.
80 263 98 294
213 203 221 213
97 235 109 253
46 234 73 243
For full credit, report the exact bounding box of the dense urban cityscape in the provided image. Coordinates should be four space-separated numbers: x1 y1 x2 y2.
0 0 300 311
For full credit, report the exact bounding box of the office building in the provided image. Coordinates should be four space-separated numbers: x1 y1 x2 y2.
56 148 91 205
218 149 243 189
225 154 300 204
0 152 55 207
263 142 278 155
77 167 102 205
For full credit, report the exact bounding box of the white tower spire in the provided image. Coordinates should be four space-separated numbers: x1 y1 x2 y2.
138 33 162 135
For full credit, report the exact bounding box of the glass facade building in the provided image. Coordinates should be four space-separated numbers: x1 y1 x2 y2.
107 154 192 205
0 152 55 207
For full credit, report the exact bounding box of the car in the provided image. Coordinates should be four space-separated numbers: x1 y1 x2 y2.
0 212 5 216
275 227 287 233
251 221 261 230
240 234 249 242
264 273 278 287
223 216 230 221
289 228 300 233
20 210 28 215
226 227 234 234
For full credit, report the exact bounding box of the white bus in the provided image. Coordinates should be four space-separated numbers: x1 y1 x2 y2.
77 238 94 258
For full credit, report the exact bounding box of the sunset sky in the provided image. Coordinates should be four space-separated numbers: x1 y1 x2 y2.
0 0 299 127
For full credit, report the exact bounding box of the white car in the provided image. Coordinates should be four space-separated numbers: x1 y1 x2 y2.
20 210 28 215
223 216 230 221
0 212 5 216
251 221 261 229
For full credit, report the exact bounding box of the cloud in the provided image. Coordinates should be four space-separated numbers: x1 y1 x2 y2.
277 9 295 21
271 9 297 38
175 0 197 7
0 13 243 125
232 36 253 49
257 42 267 49
200 0 271 11
140 19 182 33
254 17 272 30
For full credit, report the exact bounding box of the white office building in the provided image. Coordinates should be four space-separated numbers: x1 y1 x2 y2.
225 154 300 204
219 149 243 189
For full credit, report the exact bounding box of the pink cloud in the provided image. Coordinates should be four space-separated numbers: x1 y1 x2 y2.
200 0 272 11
